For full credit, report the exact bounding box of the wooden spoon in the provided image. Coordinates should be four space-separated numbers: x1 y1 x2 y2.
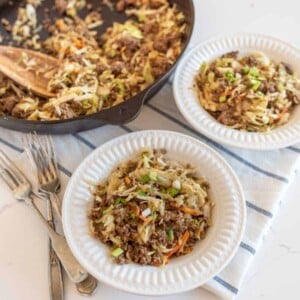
0 46 60 98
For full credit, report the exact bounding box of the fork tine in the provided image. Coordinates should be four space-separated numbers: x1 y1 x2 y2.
46 135 59 177
33 134 55 181
24 134 47 184
23 135 37 169
0 150 26 185
0 168 18 190
33 133 57 181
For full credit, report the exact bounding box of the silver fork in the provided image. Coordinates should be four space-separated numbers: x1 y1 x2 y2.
0 150 88 284
24 133 98 296
24 134 62 221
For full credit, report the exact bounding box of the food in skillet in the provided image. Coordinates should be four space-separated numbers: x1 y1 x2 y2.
194 51 300 132
0 0 186 120
89 148 214 266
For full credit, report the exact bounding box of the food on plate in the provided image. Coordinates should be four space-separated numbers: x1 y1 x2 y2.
0 0 186 120
194 51 300 132
89 148 213 266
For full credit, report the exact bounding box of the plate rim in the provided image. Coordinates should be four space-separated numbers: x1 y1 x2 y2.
62 130 247 295
173 32 300 150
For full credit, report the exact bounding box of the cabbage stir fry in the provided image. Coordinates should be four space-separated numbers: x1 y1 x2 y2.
195 51 300 132
0 0 186 120
89 149 213 266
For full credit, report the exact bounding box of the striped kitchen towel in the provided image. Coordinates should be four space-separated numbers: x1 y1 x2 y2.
0 83 299 299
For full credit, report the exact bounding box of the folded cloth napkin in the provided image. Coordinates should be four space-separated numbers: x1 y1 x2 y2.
0 84 299 299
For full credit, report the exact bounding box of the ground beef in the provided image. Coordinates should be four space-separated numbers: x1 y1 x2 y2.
153 37 168 53
241 55 259 66
259 80 277 93
143 22 159 35
55 0 68 14
111 61 125 75
222 51 239 59
0 95 18 113
150 56 170 78
56 103 76 119
11 104 31 118
286 90 300 103
282 63 293 75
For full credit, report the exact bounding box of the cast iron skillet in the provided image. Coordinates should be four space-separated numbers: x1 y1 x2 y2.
0 0 194 133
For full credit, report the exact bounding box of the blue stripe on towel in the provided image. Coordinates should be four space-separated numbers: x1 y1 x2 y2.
146 103 289 184
214 276 239 294
0 137 22 153
73 133 96 150
240 242 256 255
119 125 133 133
57 164 72 177
288 146 300 154
246 201 273 218
120 125 133 133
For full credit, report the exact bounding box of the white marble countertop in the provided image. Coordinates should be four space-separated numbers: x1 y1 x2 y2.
1 0 300 299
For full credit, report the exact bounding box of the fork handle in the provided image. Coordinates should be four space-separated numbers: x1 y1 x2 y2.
25 197 88 283
47 199 64 300
50 193 62 221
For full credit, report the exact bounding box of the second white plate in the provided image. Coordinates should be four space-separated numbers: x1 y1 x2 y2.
173 33 300 150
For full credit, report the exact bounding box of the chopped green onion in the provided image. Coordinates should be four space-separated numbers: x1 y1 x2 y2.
142 154 150 168
225 71 236 82
114 197 126 206
149 171 157 181
249 67 259 77
167 229 174 241
115 79 125 95
243 66 250 74
111 248 124 257
219 95 227 103
103 205 114 215
277 82 284 93
102 94 109 101
140 174 151 183
250 78 261 90
168 187 179 197
153 211 158 220
130 213 137 219
138 190 147 196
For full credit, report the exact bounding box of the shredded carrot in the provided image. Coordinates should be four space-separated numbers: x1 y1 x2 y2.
128 202 139 215
166 230 190 258
179 230 190 250
236 92 247 103
170 202 202 216
275 108 288 120
179 205 202 216
72 37 85 49
124 176 131 185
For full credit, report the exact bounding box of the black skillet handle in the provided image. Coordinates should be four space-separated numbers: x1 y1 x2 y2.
96 89 149 125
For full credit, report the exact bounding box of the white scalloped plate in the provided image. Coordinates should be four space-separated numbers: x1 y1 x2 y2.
62 130 246 295
173 33 300 150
